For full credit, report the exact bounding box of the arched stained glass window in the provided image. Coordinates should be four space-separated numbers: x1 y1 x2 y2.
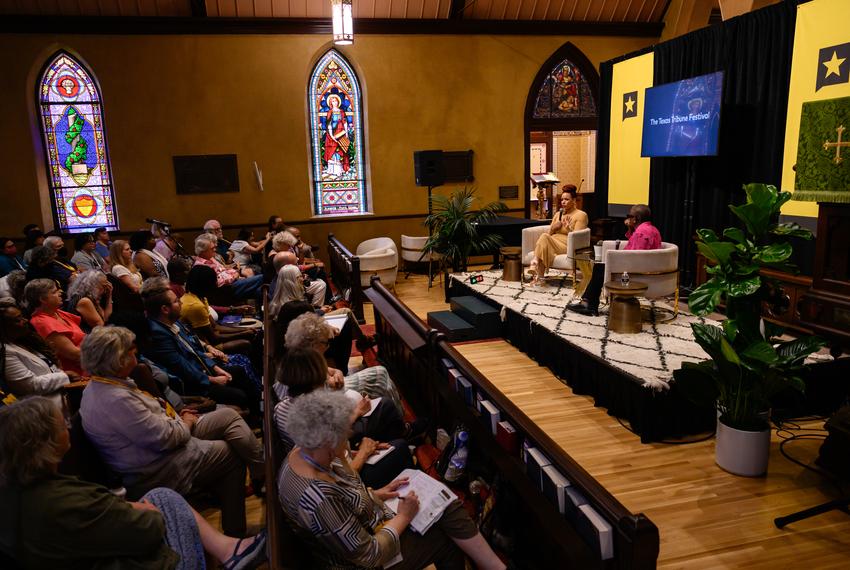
533 58 596 119
37 52 119 233
308 50 368 216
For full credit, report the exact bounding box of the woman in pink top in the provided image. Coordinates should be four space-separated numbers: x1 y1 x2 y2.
24 279 86 374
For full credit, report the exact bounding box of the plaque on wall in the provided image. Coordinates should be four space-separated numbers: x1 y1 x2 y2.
173 154 239 194
499 185 519 199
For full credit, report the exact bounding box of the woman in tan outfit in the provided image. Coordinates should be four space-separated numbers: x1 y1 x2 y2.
529 186 588 284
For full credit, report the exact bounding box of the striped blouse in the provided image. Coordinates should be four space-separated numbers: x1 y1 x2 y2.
277 457 401 569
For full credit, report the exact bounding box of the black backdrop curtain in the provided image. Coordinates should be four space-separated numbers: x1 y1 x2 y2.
649 0 803 286
593 59 614 222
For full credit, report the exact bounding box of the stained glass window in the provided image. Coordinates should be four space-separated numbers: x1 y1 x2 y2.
533 58 596 119
308 50 368 216
37 52 119 233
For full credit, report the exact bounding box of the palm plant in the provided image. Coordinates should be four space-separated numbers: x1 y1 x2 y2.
674 183 825 431
422 187 508 273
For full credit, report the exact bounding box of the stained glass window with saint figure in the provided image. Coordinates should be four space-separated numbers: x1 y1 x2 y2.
38 52 119 233
533 58 596 119
308 50 368 216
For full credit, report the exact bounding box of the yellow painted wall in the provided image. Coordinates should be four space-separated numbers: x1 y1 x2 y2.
0 33 653 252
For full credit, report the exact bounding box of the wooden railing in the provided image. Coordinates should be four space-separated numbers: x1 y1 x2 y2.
365 278 660 569
327 233 365 324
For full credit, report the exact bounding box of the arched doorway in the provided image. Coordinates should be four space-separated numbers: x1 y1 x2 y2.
524 42 599 219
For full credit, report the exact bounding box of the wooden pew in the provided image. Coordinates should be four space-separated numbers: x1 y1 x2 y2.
365 278 660 569
261 286 308 569
327 233 365 324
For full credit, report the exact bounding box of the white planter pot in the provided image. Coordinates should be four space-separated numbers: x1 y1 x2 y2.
715 418 771 477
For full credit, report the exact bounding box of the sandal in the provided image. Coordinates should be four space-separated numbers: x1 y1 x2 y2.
221 528 267 570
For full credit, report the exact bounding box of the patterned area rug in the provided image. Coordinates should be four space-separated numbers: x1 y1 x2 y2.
451 270 716 391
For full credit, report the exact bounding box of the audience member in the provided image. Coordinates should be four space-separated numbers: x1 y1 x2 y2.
26 244 77 291
22 229 45 265
167 256 192 298
270 262 327 314
79 326 263 537
65 270 113 331
285 226 314 260
130 229 170 279
229 227 269 269
181 265 255 353
70 232 108 272
0 396 267 567
109 239 143 294
93 226 111 259
194 233 263 302
203 219 232 263
0 270 26 303
286 312 401 413
0 299 74 405
528 187 588 285
24 279 85 374
142 279 259 416
274 348 410 488
0 237 26 276
278 390 505 570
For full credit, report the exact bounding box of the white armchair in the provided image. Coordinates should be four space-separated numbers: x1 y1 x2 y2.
520 226 592 284
601 241 680 316
400 235 442 277
356 237 398 289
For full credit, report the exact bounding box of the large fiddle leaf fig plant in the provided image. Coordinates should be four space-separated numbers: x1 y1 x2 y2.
422 187 507 273
674 183 825 431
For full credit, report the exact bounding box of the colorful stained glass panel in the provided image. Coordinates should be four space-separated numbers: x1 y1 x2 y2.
38 52 119 233
308 50 368 216
533 59 596 119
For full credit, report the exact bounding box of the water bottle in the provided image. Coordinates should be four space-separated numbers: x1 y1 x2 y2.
621 271 630 286
443 430 469 482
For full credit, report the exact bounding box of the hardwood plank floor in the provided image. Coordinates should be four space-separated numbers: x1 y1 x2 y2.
386 271 850 568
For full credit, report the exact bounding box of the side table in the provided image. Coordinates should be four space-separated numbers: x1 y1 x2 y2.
604 280 648 334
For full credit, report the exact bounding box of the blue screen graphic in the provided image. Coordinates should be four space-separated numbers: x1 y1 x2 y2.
641 71 723 157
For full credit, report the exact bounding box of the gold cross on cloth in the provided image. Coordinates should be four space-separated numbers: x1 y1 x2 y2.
824 125 849 164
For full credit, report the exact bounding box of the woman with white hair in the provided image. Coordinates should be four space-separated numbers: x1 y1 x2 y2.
0 396 267 569
194 233 263 302
79 325 264 537
279 390 505 570
269 256 327 309
65 269 113 331
285 312 403 415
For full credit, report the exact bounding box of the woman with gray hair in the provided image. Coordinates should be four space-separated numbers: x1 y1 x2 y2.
279 390 505 570
285 312 403 415
65 269 113 331
0 396 267 569
79 325 265 537
25 244 78 291
24 278 86 374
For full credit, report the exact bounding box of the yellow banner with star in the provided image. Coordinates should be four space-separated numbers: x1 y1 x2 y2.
608 52 654 209
782 0 850 217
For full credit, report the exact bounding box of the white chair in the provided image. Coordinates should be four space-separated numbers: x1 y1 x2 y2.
520 226 592 285
400 235 442 287
601 241 680 317
356 237 398 289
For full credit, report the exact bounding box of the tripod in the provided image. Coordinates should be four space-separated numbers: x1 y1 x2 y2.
775 496 850 528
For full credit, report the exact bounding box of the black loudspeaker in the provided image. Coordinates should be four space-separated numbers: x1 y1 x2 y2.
413 150 445 187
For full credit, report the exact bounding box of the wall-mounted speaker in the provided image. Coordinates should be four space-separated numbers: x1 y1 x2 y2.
413 150 445 187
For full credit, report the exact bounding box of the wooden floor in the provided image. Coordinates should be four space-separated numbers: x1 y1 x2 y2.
386 271 850 568
212 271 850 568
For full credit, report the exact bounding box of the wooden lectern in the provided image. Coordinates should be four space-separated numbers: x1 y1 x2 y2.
530 173 560 219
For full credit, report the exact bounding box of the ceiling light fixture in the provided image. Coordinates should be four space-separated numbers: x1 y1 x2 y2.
332 0 354 45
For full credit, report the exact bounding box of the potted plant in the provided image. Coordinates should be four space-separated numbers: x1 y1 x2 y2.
422 187 507 273
674 183 825 476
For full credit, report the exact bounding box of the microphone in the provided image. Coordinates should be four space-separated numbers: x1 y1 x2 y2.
146 218 171 227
